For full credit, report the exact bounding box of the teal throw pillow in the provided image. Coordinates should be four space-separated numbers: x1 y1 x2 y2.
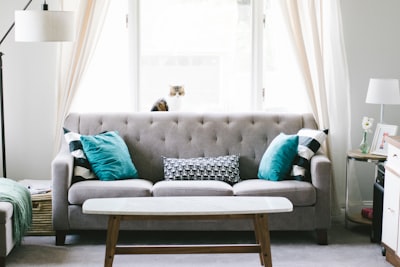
258 133 299 181
80 131 139 181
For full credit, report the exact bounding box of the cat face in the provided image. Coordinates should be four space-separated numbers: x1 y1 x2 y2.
169 85 185 97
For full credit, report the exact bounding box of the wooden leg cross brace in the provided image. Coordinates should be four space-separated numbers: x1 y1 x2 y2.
104 213 273 267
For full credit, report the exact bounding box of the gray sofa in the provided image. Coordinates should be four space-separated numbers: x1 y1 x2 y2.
52 112 332 246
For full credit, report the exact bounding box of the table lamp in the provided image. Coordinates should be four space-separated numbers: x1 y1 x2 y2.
365 78 400 123
0 0 74 177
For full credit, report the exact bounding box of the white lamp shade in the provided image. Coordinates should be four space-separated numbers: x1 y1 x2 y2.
15 10 75 42
365 78 400 105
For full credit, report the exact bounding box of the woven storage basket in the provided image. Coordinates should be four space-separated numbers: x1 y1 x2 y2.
27 192 54 235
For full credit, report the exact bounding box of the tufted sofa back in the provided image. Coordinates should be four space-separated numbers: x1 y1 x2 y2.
63 112 317 183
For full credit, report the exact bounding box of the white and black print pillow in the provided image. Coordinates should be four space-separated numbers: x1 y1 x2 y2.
63 128 97 184
163 155 240 184
291 128 328 182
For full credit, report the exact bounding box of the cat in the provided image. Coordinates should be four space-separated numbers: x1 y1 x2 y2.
150 85 185 111
167 85 185 111
150 98 169 111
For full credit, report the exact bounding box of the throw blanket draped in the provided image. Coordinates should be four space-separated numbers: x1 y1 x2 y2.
0 178 32 244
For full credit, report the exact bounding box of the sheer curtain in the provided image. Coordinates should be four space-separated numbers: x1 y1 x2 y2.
279 0 351 213
53 0 111 153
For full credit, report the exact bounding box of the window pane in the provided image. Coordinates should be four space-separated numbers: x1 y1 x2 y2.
263 0 311 113
139 0 252 112
70 1 130 113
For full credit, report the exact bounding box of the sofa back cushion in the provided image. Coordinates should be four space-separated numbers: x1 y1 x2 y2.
63 112 317 183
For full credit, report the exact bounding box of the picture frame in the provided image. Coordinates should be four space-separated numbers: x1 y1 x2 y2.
370 123 398 156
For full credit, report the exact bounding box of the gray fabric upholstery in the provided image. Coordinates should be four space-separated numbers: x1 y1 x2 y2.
52 112 331 244
233 179 316 206
0 202 16 262
152 180 234 196
68 179 153 205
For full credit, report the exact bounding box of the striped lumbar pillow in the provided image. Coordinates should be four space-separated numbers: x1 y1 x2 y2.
291 128 328 182
63 128 97 184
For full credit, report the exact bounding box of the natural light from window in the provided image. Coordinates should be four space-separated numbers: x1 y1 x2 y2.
70 1 130 113
71 0 310 114
139 0 252 112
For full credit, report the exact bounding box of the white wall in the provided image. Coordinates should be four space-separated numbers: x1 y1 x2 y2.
1 0 400 207
0 0 58 180
341 0 400 135
340 0 400 206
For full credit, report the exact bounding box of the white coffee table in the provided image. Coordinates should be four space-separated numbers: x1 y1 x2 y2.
83 196 293 267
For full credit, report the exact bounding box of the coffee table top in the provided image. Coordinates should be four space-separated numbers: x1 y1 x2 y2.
82 196 293 216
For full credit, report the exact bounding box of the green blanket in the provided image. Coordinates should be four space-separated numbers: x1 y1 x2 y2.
0 178 32 245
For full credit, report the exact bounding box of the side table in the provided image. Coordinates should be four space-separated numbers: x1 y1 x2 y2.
345 150 386 227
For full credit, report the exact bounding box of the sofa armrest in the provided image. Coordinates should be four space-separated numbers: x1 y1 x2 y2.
51 144 73 231
310 153 332 230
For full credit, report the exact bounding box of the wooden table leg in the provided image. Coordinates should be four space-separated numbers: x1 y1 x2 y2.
255 214 272 267
105 215 121 267
253 215 264 266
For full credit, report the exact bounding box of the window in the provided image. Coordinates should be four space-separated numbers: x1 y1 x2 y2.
71 0 310 113
262 0 310 112
138 0 252 112
70 1 131 113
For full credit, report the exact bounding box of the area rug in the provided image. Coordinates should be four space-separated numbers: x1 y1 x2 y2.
5 216 390 267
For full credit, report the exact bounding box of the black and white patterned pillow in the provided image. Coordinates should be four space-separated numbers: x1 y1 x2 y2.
291 128 328 182
63 128 97 184
163 155 240 184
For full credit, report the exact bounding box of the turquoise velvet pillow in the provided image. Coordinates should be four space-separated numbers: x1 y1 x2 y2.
258 133 299 181
80 131 139 181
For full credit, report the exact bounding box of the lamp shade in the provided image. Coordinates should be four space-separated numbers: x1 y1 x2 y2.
15 10 75 42
365 78 400 105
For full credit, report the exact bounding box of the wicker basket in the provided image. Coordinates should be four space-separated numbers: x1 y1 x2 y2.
27 192 54 235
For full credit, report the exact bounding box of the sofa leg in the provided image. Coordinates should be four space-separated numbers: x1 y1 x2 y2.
55 231 67 246
0 256 5 267
316 229 328 245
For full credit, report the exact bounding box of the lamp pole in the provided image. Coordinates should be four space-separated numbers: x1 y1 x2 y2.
0 0 33 177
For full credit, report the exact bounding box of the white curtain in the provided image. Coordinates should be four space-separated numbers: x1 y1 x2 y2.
53 0 111 153
279 0 351 214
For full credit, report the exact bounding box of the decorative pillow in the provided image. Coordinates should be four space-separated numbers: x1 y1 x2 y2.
163 155 240 184
291 128 329 182
63 128 97 184
80 131 139 181
258 133 299 181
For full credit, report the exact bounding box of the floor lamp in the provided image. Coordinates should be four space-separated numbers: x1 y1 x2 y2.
0 0 74 177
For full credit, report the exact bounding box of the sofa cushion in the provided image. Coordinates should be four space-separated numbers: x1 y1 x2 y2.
291 128 328 182
163 155 240 184
68 179 153 205
258 133 299 181
80 131 139 181
152 180 234 196
63 128 97 184
233 179 316 206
